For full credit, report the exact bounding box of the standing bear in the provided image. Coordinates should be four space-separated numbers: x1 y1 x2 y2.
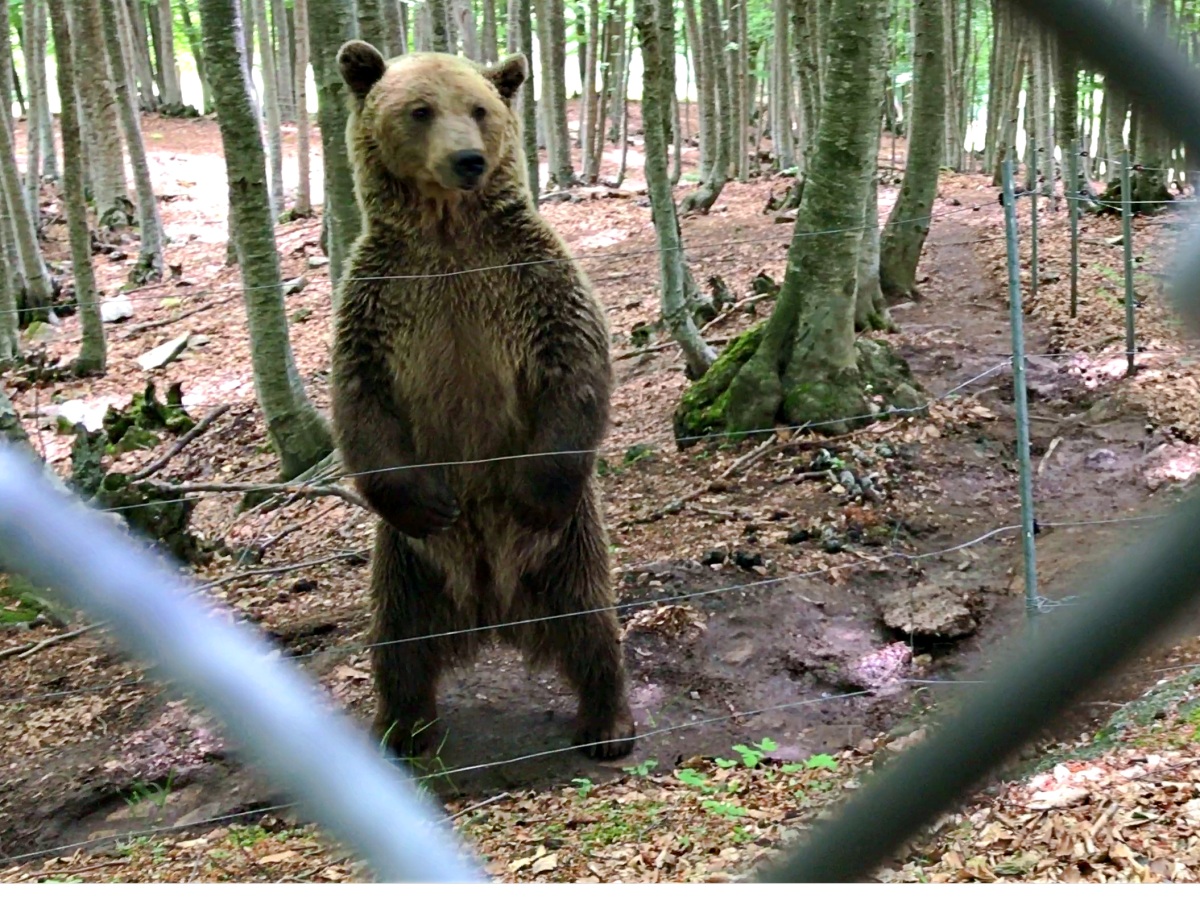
330 42 636 760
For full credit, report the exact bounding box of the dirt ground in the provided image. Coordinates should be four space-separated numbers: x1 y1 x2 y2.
3 108 1200 880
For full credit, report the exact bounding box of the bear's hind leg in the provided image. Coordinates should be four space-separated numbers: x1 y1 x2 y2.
369 523 459 760
515 491 635 760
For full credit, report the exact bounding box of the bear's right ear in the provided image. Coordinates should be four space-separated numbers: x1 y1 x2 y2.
339 40 387 101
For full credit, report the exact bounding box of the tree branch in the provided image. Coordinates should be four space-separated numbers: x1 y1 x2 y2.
129 404 232 482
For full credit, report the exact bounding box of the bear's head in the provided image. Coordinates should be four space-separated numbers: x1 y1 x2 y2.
338 43 527 206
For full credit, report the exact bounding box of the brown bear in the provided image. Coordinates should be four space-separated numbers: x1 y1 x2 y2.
330 42 636 761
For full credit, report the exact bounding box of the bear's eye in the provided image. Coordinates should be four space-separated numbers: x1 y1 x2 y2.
472 106 487 122
411 105 434 122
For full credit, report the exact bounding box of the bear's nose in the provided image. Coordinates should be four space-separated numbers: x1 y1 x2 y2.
449 150 487 184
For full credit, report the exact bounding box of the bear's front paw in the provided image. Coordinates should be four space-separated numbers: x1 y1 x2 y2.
357 468 460 539
512 456 587 531
575 707 637 760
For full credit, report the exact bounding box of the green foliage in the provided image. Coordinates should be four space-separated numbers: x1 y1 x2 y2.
572 776 596 798
623 757 658 776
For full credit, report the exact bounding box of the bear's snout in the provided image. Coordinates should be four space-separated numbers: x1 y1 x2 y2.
448 149 487 189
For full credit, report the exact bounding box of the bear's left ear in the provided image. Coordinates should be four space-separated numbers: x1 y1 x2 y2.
339 40 387 101
484 54 528 104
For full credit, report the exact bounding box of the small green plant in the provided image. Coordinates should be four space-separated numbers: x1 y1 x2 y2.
623 758 658 777
731 825 756 843
675 768 709 789
228 825 271 848
785 753 838 773
702 799 749 819
572 777 595 799
123 772 175 816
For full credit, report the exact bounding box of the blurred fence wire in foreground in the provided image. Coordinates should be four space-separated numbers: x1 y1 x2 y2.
0 448 480 883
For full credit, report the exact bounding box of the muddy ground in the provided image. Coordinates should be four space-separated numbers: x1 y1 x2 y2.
2 113 1199 869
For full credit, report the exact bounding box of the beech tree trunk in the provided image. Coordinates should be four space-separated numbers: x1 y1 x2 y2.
50 0 105 374
75 0 134 228
309 0 358 287
157 0 183 106
294 0 312 216
252 0 285 217
634 0 715 378
879 0 945 297
675 0 913 441
199 0 333 479
100 0 166 282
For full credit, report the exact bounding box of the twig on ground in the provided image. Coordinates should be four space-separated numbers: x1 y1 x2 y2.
129 404 232 482
199 550 369 593
124 298 220 337
699 292 768 334
444 792 512 822
718 434 778 480
623 435 780 526
0 622 107 661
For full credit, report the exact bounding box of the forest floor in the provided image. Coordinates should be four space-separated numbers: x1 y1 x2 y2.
4 111 1200 882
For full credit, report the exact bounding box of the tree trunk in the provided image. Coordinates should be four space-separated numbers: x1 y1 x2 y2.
99 0 166 282
383 0 407 55
519 0 538 197
549 0 574 185
294 0 312 216
772 0 795 169
124 0 158 110
684 0 712 180
75 0 134 228
634 0 715 378
180 0 214 113
992 35 1026 185
0 235 15 364
358 0 388 48
857 31 889 332
680 0 729 212
879 0 944 297
427 0 449 51
156 0 183 106
309 0 358 288
0 96 54 319
22 0 45 225
615 18 632 186
251 0 285 218
49 0 105 374
590 10 612 176
1031 29 1054 196
199 0 333 479
736 0 749 180
271 0 295 121
481 0 499 60
581 0 600 181
0 10 15 135
792 0 820 169
675 0 911 441
507 0 521 53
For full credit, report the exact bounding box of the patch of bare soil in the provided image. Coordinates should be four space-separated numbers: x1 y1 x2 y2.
3 116 1200 881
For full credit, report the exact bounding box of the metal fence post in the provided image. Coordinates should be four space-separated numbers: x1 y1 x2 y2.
1121 149 1136 374
1001 158 1040 624
0 448 482 883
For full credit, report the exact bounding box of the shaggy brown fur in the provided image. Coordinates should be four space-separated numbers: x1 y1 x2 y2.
330 42 635 761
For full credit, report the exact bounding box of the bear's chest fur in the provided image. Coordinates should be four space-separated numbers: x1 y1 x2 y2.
382 266 532 468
